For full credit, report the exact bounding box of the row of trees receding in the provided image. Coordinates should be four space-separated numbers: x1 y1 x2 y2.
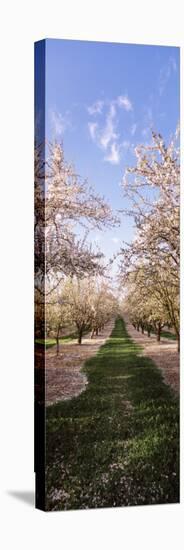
46 278 118 353
35 141 119 347
35 128 180 353
119 130 180 351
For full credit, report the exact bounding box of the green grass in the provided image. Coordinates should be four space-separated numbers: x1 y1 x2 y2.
36 328 90 349
151 329 176 341
36 331 80 349
46 317 179 511
160 330 176 340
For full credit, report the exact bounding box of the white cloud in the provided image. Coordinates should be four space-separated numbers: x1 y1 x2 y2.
104 142 120 165
104 139 130 165
87 93 133 165
122 140 130 149
131 123 137 136
100 104 117 150
145 106 153 123
88 122 98 141
50 109 70 136
87 100 104 115
141 106 153 138
117 95 133 111
170 57 177 72
159 57 178 96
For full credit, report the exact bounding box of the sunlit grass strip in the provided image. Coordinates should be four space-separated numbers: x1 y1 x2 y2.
46 317 179 511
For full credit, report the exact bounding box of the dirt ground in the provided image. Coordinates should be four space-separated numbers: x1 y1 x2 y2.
45 320 115 405
124 316 179 394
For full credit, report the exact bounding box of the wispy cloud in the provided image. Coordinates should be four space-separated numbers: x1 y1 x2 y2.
116 95 133 111
159 56 178 96
87 93 133 165
100 104 117 150
50 109 71 136
88 122 98 141
104 140 130 165
104 142 120 165
87 100 104 115
131 123 137 136
141 106 153 137
170 56 177 73
122 140 130 149
87 94 133 116
145 106 153 123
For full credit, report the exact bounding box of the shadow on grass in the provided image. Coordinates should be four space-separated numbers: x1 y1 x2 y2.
45 317 179 511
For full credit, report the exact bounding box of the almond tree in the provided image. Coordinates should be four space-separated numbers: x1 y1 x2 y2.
90 282 118 337
65 278 94 344
121 129 179 272
65 277 118 344
119 129 180 350
46 289 70 355
123 268 169 340
35 141 118 296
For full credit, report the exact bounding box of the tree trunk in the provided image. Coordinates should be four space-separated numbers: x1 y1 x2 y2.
56 333 60 356
141 325 144 334
78 329 83 344
177 333 180 353
137 324 140 332
157 323 161 342
91 328 95 339
147 328 151 337
95 328 99 336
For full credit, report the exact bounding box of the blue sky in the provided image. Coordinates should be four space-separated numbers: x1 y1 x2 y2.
44 39 180 274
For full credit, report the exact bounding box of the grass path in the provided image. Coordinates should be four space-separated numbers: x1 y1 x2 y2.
46 317 179 511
